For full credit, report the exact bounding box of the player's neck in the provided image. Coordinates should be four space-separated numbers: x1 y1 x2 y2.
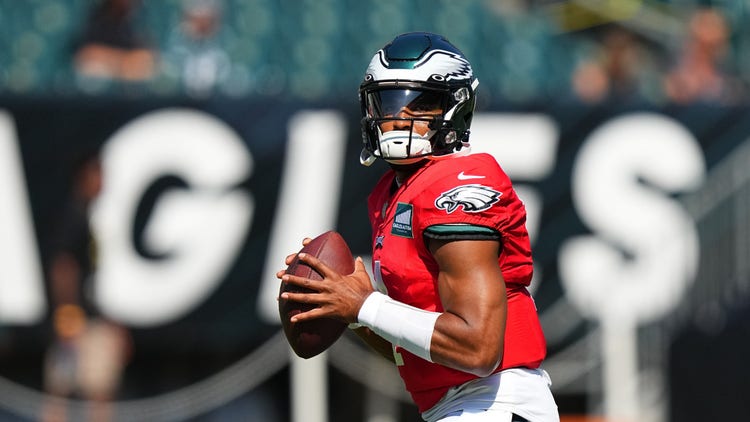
390 160 427 185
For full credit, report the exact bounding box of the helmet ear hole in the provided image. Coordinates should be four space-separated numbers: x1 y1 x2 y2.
445 131 457 145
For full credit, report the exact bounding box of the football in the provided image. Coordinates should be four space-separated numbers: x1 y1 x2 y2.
279 231 354 358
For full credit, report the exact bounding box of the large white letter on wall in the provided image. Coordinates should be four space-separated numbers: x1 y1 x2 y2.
559 112 705 420
0 111 45 323
92 108 253 327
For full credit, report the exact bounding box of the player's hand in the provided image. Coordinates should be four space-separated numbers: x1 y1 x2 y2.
275 237 312 279
280 255 373 324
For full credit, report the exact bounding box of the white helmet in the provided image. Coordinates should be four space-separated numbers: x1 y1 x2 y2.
359 32 479 166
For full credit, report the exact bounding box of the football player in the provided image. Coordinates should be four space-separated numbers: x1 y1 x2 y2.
278 32 559 422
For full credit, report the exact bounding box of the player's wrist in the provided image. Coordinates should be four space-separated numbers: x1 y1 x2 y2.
357 291 386 326
349 291 379 329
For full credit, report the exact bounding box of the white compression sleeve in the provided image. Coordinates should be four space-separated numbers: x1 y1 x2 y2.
357 292 440 362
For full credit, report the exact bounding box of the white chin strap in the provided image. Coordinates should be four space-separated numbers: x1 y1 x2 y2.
360 133 471 167
379 130 433 164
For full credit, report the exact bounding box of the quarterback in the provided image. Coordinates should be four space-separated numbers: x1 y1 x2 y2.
279 32 559 421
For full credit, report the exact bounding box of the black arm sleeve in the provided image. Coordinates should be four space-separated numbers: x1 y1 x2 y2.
423 223 502 242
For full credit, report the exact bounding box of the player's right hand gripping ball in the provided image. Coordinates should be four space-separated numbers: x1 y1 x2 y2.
279 231 354 358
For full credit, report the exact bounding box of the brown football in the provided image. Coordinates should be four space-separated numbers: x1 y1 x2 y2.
279 231 353 358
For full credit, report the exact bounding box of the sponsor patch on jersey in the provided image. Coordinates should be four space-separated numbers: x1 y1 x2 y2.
391 202 413 238
435 184 502 214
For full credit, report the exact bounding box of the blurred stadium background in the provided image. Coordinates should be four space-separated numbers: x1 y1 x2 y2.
1 0 749 421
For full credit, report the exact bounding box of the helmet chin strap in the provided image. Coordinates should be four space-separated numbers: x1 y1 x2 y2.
378 129 434 160
361 126 470 167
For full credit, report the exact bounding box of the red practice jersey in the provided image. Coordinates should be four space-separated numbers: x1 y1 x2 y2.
367 153 547 412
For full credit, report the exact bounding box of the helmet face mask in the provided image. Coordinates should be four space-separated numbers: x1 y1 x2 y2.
359 32 478 166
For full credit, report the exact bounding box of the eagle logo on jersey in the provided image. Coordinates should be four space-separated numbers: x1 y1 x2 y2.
434 184 502 214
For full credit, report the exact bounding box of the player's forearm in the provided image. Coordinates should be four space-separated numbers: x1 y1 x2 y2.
356 291 506 376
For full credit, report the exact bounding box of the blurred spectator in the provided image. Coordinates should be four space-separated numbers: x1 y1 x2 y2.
42 152 132 422
161 0 234 98
72 0 156 82
663 7 743 104
571 26 660 104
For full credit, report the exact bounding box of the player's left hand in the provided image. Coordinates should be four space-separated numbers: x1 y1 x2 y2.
278 254 374 324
